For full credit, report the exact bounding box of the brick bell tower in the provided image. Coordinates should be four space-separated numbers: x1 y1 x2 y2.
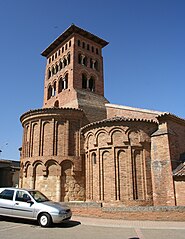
41 24 109 123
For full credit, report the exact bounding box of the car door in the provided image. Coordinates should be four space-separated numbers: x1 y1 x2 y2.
0 189 14 216
13 190 34 219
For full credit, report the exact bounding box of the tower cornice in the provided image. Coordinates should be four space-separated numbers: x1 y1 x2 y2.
41 24 109 57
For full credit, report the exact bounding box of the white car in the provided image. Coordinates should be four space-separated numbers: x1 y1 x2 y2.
0 187 72 227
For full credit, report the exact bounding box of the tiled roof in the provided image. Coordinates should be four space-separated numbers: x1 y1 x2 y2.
173 163 185 177
20 107 83 122
41 24 109 57
158 112 185 124
81 116 157 131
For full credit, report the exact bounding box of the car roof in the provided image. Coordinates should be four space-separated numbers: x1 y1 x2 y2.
0 187 37 192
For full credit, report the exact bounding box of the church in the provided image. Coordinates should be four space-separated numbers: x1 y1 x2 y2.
19 24 185 207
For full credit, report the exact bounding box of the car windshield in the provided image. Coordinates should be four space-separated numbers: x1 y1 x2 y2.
29 190 49 203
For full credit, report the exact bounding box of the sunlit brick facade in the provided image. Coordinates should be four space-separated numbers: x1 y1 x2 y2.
20 25 185 206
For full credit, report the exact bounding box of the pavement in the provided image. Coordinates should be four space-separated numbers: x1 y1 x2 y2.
72 215 185 230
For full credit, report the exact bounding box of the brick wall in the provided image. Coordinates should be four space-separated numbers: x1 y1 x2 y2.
20 108 86 202
82 119 157 206
106 103 162 122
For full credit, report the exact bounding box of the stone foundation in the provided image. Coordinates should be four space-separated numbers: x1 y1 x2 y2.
68 202 185 221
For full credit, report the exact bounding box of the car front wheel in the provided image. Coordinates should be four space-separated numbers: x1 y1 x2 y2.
38 213 52 227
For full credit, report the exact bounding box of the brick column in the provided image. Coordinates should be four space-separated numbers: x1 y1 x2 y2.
151 123 175 206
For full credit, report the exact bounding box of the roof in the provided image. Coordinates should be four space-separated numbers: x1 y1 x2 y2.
105 103 164 115
20 107 84 122
41 24 109 57
81 116 157 132
173 162 185 177
158 112 185 125
0 159 20 169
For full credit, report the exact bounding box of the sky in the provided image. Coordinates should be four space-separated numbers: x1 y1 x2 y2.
0 0 184 160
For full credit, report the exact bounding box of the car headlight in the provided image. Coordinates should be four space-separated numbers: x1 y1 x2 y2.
59 209 70 214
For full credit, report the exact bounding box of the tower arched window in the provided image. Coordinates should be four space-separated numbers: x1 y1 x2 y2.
94 60 99 71
55 64 58 73
47 85 52 99
82 74 87 89
63 58 67 67
53 82 56 96
89 76 95 92
58 77 63 93
59 60 63 70
78 53 81 64
52 66 55 75
90 58 93 68
64 73 68 89
48 68 51 79
58 74 68 92
67 53 70 65
83 56 88 66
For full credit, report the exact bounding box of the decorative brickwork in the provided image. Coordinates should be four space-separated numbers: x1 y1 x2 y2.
20 25 185 208
20 108 85 201
82 117 158 206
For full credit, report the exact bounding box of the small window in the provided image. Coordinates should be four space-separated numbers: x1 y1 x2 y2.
67 54 70 64
92 153 96 164
64 73 68 89
53 82 56 96
58 78 63 93
82 74 87 89
65 44 68 50
49 58 51 64
87 44 90 50
48 68 51 79
78 53 81 64
56 64 58 73
96 48 99 55
0 189 14 200
63 58 67 67
94 60 99 71
78 40 81 46
54 100 59 108
69 41 71 47
90 58 93 68
55 53 57 59
83 56 88 66
92 46 94 52
15 191 31 202
58 49 60 56
89 76 95 92
47 85 52 99
59 61 63 70
82 42 85 48
62 47 64 53
52 55 54 61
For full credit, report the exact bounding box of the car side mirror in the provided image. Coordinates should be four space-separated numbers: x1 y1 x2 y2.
27 200 34 205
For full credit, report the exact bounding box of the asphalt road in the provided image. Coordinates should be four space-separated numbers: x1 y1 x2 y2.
0 216 185 239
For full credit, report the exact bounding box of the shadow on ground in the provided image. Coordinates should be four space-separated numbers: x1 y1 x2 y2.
0 216 81 228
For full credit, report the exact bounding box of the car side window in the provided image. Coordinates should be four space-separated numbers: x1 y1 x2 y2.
15 191 31 202
0 189 14 200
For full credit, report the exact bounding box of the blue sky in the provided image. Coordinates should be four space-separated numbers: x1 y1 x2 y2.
0 0 184 160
